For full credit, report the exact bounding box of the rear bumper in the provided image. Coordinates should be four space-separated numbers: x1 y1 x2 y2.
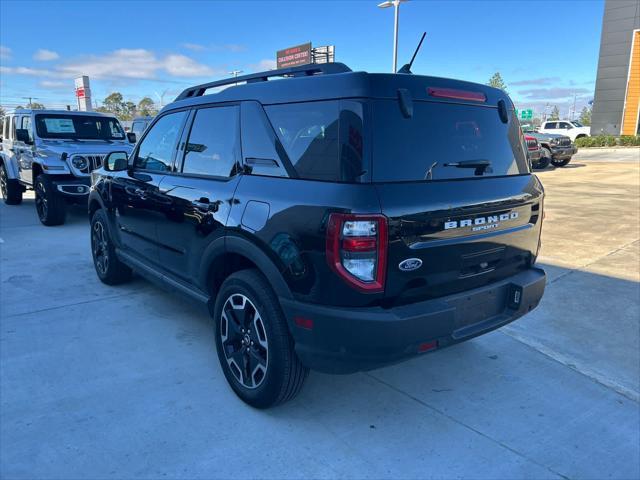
280 268 546 374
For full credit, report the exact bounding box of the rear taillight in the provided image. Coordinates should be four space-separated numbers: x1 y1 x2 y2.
525 136 539 151
326 213 388 293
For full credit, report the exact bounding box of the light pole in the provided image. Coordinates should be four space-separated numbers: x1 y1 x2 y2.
22 97 38 108
229 70 243 86
378 0 408 73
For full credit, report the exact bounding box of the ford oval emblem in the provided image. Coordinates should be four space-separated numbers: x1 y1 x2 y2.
399 258 423 272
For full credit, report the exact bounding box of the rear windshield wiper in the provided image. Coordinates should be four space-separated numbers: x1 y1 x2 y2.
443 159 493 175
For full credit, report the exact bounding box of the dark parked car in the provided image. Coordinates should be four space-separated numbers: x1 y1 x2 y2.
525 135 548 169
522 129 576 167
89 63 546 408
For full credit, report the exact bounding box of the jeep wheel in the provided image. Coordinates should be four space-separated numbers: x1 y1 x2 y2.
551 157 571 167
0 163 22 205
532 156 550 170
34 174 66 226
214 269 308 408
539 147 553 169
91 209 132 285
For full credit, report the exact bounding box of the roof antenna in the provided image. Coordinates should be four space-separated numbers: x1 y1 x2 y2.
397 32 426 74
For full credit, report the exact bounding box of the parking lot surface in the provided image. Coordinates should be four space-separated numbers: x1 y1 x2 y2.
1 152 639 479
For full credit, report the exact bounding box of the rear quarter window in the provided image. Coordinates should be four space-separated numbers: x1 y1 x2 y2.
371 100 528 182
265 100 368 183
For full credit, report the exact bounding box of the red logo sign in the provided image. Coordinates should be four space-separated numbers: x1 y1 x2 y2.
277 43 312 69
75 87 85 98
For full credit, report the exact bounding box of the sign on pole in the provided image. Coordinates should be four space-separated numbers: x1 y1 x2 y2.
74 76 93 111
520 109 533 120
277 43 312 69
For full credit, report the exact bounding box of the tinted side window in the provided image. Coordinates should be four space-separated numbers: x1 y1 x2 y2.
545 122 556 129
241 101 289 178
134 111 186 172
265 101 366 182
559 122 571 129
21 117 33 142
181 106 240 178
131 121 146 137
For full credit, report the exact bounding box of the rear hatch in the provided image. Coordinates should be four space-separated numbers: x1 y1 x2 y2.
370 87 543 306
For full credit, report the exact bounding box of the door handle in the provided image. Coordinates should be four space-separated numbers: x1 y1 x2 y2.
192 197 217 212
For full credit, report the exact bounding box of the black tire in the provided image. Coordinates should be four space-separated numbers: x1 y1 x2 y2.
34 174 66 226
0 163 22 205
551 157 571 167
90 209 133 285
214 269 309 408
532 156 550 170
537 148 552 169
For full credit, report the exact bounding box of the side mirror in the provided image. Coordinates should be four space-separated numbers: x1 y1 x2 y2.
15 128 32 144
104 151 129 172
127 132 137 143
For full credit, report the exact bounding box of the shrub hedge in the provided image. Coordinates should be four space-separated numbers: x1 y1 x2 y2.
574 135 640 148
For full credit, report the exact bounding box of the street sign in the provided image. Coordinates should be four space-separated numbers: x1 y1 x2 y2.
277 43 312 69
519 109 533 120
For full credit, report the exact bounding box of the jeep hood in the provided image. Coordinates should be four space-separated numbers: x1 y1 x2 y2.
38 139 133 154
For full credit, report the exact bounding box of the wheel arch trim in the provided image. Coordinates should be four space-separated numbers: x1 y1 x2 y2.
199 234 294 301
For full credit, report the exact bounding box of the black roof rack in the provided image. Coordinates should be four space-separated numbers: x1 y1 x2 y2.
175 62 352 101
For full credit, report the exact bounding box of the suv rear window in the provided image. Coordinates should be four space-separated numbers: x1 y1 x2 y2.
265 100 367 183
371 100 528 182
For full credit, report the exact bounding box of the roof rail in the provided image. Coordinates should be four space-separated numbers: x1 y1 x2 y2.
175 62 352 101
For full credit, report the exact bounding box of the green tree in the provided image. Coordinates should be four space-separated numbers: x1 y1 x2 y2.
29 102 45 110
579 106 592 126
549 106 560 121
487 72 507 92
121 101 137 121
102 92 125 115
137 97 157 117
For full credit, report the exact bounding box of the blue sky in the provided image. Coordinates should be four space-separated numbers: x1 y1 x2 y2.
1 0 603 117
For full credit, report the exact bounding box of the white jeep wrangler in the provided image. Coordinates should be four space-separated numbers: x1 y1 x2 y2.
0 109 134 225
538 120 590 142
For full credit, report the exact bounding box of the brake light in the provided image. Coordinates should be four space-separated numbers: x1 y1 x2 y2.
428 87 486 102
326 213 387 293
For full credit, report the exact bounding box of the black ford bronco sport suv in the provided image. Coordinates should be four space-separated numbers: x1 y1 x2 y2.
89 63 546 408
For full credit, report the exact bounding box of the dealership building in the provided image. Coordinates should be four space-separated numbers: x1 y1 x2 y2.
591 0 640 135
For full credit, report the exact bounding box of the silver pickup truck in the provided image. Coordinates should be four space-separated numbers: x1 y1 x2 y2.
0 109 133 225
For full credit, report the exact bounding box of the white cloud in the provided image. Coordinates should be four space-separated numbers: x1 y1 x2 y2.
181 43 246 53
164 54 216 77
251 59 277 72
0 66 53 76
34 49 60 61
0 45 11 60
39 79 69 89
56 49 217 79
181 43 206 52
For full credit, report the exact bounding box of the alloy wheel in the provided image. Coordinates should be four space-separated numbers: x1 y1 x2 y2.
92 221 110 276
35 181 48 220
220 293 269 389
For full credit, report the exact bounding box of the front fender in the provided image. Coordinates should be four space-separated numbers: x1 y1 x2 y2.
0 152 19 179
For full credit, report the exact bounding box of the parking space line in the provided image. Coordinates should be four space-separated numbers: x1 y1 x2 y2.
502 330 640 402
1 290 150 319
365 371 569 480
